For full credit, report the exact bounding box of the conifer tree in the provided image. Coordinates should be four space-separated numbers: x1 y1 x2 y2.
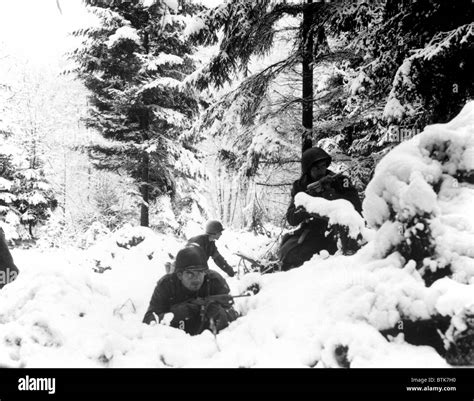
71 0 203 227
0 135 57 239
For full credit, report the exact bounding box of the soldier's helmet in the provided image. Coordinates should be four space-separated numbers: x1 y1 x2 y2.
301 147 332 174
174 247 207 272
205 220 224 235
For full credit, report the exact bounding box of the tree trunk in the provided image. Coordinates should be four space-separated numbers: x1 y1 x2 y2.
141 35 150 228
140 151 149 227
301 0 314 155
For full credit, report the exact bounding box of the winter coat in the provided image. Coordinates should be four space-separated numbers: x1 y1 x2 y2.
287 147 361 227
280 147 362 270
0 227 19 290
142 270 237 335
286 169 362 228
187 234 235 277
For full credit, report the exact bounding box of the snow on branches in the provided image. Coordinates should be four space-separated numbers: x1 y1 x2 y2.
72 0 208 228
364 101 474 287
295 192 365 239
384 23 474 124
0 141 57 240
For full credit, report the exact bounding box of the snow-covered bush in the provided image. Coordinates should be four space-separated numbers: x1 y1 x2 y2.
82 221 111 248
363 101 474 288
445 305 474 366
295 192 367 254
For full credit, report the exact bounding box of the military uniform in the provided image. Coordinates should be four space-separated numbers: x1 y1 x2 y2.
187 234 235 277
279 147 362 270
0 227 19 290
143 247 238 335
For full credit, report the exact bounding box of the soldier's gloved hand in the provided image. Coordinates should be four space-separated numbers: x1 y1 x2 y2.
294 205 310 219
204 301 222 321
188 298 209 308
170 302 200 322
212 294 234 308
309 213 329 223
225 267 236 277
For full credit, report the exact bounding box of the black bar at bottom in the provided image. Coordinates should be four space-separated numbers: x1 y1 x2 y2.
0 368 473 401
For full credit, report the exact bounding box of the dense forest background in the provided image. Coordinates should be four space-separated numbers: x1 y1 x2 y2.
1 0 473 246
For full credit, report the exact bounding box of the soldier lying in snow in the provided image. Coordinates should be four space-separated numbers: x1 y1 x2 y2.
143 247 238 335
279 147 362 270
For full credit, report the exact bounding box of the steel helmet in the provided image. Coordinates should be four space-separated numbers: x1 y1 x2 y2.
174 247 207 272
301 147 332 174
205 220 224 235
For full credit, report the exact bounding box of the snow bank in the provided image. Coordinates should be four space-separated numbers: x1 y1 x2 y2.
2 244 461 368
295 192 365 238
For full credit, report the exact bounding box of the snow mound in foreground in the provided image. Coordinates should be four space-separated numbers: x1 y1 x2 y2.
3 245 473 368
363 102 474 285
0 104 473 367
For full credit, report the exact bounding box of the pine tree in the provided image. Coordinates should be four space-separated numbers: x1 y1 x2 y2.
1 61 75 240
0 135 57 240
71 0 204 227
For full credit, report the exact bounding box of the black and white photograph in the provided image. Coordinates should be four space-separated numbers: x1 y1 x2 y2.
0 0 473 399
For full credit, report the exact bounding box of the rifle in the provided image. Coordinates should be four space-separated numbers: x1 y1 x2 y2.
169 293 252 315
306 173 340 194
306 168 351 195
194 293 252 307
235 252 282 274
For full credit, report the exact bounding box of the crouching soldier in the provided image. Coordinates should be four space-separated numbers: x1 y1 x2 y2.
187 220 236 277
279 147 362 270
0 227 19 290
143 246 238 335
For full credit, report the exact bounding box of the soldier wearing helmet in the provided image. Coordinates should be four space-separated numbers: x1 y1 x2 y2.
143 246 238 335
279 147 362 270
186 220 235 277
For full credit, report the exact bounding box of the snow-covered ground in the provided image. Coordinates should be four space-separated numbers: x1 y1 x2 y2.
0 103 473 368
0 230 458 368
